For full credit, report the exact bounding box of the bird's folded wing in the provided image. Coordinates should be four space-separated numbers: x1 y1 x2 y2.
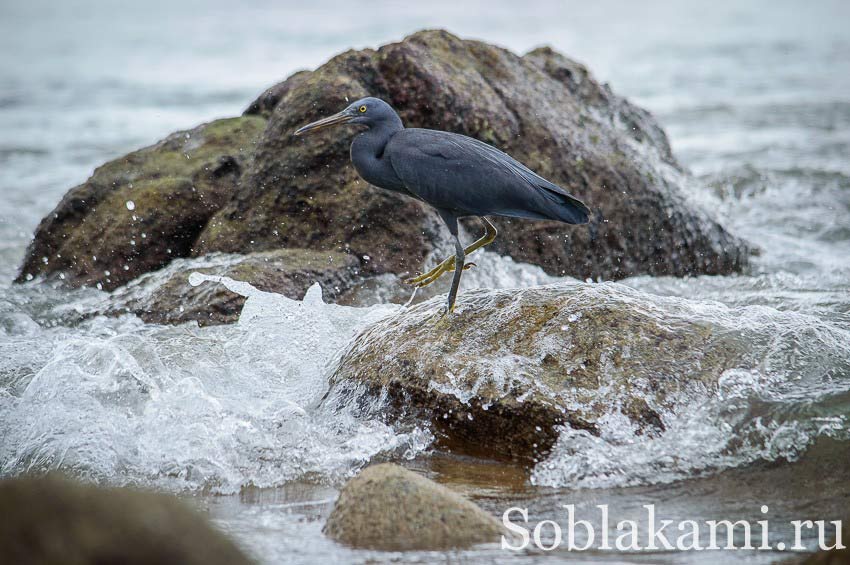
387 129 588 223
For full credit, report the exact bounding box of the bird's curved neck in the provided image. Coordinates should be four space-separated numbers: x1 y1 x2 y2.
355 117 403 154
350 120 404 189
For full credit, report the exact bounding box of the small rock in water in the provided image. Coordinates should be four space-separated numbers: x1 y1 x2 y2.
324 463 504 550
109 249 359 326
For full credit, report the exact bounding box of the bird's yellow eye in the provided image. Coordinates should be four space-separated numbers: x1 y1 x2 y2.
359 105 367 113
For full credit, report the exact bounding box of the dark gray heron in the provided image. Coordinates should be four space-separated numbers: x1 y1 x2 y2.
294 97 590 314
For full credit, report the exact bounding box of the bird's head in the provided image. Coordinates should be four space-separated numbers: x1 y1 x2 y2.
294 97 400 136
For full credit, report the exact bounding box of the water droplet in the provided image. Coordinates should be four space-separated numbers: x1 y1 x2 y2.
188 272 206 287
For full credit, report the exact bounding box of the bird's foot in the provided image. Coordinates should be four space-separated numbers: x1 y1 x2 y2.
443 296 458 316
404 259 476 288
404 256 454 287
430 303 455 327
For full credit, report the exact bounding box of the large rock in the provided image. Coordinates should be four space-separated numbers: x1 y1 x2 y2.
208 29 749 279
329 282 747 460
18 30 750 293
0 475 252 565
16 116 266 290
108 249 359 326
324 463 504 550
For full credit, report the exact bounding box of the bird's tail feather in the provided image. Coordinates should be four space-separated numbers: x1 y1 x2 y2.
536 184 591 224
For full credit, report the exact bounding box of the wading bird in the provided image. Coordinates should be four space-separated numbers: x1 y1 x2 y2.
294 97 590 314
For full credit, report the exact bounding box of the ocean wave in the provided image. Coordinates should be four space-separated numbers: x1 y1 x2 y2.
0 277 429 494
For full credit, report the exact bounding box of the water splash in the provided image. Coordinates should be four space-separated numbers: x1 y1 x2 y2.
530 294 850 489
0 275 431 494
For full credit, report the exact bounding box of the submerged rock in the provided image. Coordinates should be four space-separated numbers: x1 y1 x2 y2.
18 30 749 294
330 282 746 460
16 116 266 290
0 475 252 565
108 249 359 326
324 463 503 550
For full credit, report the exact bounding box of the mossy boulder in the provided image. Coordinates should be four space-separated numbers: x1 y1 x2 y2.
329 282 747 460
17 116 266 290
108 248 359 326
0 475 252 565
324 463 504 550
207 29 749 280
18 29 750 294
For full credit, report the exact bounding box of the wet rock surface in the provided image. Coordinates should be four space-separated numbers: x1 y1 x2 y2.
330 282 747 460
323 463 504 550
0 475 253 565
108 249 359 326
18 30 750 294
16 116 266 290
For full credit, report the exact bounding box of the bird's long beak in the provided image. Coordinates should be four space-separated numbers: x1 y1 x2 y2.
293 110 354 136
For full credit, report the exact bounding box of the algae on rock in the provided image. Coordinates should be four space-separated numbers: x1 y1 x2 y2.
17 116 266 290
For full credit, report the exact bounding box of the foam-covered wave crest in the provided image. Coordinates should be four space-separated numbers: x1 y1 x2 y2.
0 276 431 494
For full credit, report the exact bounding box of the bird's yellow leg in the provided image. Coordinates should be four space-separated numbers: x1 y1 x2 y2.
404 255 455 286
406 256 475 288
404 218 498 287
461 216 498 256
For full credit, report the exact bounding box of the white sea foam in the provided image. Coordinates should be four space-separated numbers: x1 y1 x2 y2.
0 275 433 494
530 297 850 489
